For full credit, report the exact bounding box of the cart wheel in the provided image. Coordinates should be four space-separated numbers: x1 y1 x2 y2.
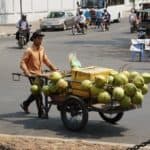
99 112 124 124
61 95 88 131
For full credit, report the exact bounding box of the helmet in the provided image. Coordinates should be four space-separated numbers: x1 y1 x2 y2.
22 14 26 20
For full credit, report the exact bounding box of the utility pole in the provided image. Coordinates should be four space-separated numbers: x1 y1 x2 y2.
20 0 23 17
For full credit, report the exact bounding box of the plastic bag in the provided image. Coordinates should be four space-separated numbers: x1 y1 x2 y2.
69 53 82 68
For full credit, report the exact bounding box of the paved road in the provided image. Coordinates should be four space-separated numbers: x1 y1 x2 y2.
0 18 150 146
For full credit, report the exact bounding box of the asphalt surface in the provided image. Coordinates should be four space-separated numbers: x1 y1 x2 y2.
0 18 150 146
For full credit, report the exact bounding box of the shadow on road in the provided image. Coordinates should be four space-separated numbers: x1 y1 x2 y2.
0 111 128 139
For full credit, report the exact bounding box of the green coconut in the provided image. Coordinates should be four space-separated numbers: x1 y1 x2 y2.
81 80 93 90
120 95 132 109
42 85 50 96
90 85 104 97
113 73 128 86
132 91 144 105
56 78 68 89
142 72 150 84
95 75 107 88
141 84 148 95
124 83 137 97
30 84 41 95
128 71 139 82
107 75 114 84
122 70 130 78
112 87 124 101
97 91 111 104
49 71 62 81
133 75 144 88
48 82 58 94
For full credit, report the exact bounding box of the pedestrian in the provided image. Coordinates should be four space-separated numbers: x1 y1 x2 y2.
20 30 58 118
96 10 104 30
103 9 111 31
76 1 81 16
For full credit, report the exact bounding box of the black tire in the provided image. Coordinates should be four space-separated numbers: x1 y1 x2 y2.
63 23 67 31
82 27 87 35
61 95 88 131
116 13 121 23
72 25 77 35
130 27 134 33
99 112 124 124
18 36 24 49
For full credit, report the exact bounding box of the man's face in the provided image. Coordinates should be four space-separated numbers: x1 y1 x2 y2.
33 36 43 48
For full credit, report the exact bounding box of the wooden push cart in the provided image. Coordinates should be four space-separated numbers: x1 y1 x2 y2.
12 72 141 131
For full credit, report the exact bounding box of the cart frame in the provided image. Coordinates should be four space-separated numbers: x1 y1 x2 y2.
12 72 141 131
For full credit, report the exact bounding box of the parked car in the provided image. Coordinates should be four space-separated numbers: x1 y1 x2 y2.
40 11 75 31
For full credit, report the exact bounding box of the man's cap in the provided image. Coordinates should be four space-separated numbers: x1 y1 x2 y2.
30 30 45 41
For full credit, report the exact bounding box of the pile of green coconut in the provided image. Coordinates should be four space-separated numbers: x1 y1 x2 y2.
30 71 68 96
80 70 150 108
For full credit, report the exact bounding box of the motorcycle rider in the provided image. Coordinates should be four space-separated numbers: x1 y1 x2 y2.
75 11 86 32
16 14 30 43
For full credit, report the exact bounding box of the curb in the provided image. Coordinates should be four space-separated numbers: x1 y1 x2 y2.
0 33 15 38
0 134 150 150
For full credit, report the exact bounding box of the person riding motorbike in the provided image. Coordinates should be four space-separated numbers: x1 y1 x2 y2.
16 14 30 43
75 11 87 32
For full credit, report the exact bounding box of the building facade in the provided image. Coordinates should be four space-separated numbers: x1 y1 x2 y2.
0 0 77 24
0 0 144 24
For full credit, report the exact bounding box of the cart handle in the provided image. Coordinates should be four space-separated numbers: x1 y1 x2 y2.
11 72 49 81
12 69 71 81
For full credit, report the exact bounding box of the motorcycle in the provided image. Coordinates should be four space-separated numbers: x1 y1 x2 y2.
72 23 87 35
17 25 31 49
17 30 28 49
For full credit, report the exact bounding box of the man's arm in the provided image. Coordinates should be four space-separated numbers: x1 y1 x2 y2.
43 53 58 71
20 50 31 76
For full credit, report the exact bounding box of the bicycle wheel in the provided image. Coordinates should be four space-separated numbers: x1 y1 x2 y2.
99 112 124 124
61 95 88 131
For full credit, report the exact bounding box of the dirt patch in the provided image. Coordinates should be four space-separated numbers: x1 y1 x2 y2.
0 134 147 150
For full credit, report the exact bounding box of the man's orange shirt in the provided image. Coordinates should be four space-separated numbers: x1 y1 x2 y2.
20 44 50 75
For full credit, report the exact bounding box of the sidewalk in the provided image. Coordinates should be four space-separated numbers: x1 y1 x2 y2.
0 20 40 38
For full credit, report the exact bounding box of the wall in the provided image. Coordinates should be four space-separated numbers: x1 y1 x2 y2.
0 0 77 24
